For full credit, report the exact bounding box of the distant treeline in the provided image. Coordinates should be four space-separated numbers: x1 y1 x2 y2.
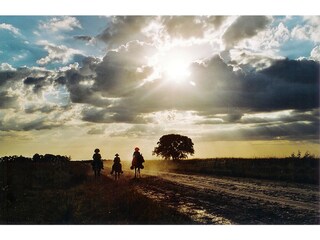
0 154 71 163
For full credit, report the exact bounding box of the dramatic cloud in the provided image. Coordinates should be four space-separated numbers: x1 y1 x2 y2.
0 63 16 71
192 56 319 113
1 16 319 158
39 16 82 32
161 16 228 39
161 16 205 39
94 41 155 96
97 16 151 48
223 16 271 49
0 91 18 109
310 46 320 61
291 16 320 43
36 40 83 65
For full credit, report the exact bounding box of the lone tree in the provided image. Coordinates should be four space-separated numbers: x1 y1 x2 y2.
152 134 194 160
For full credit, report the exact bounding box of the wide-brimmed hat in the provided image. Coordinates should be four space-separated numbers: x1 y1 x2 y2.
94 148 100 153
134 147 140 151
115 153 119 156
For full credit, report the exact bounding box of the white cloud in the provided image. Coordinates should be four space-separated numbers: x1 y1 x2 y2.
36 40 82 65
0 23 21 35
39 16 82 32
291 16 320 43
0 63 16 71
310 46 320 61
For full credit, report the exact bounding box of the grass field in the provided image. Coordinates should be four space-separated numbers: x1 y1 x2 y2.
1 156 319 224
0 160 192 224
143 157 320 184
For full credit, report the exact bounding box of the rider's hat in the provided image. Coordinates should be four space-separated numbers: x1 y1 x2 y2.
115 153 119 156
94 148 100 153
134 147 140 151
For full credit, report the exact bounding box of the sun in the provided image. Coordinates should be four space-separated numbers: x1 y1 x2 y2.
163 58 191 82
148 48 192 84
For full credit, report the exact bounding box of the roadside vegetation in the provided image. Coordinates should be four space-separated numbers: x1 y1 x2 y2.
145 151 319 184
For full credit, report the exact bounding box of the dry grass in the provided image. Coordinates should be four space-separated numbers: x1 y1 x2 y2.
144 157 320 184
0 160 192 224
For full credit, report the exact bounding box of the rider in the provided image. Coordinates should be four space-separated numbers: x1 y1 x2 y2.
131 147 144 170
111 153 123 174
92 148 104 170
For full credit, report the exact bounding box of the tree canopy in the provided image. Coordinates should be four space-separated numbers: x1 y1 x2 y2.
152 134 194 160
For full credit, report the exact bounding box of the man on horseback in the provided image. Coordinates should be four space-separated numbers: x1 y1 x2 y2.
111 153 123 174
92 148 103 170
131 147 144 170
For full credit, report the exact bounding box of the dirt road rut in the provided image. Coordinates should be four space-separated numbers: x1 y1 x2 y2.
134 171 319 224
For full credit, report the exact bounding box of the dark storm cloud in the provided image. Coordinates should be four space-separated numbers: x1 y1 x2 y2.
45 45 319 129
0 67 35 85
94 41 155 97
160 16 229 39
0 116 62 132
97 16 151 47
0 68 45 109
0 71 16 86
97 16 230 49
63 66 110 107
21 118 61 131
260 58 319 84
0 91 17 109
206 16 228 29
74 35 93 42
161 16 205 38
81 107 108 123
240 109 320 125
23 76 48 93
24 104 58 114
241 59 319 111
190 56 319 113
222 16 271 49
81 106 148 124
202 120 319 142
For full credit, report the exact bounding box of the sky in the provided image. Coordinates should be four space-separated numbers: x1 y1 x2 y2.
0 14 319 160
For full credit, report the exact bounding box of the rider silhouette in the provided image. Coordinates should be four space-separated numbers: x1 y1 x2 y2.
111 153 123 174
92 148 103 169
131 147 144 170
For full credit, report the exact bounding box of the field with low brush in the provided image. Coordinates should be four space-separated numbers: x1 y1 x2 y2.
0 160 192 224
1 157 319 224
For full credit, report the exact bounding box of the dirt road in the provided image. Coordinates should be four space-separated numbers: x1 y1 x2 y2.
132 170 320 224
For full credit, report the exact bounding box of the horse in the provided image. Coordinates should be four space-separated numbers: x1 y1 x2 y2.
111 162 123 180
91 159 102 178
130 155 144 178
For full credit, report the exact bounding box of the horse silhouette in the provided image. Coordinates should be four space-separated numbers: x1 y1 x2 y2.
111 154 123 180
112 162 123 180
92 148 103 178
92 159 103 178
131 153 144 178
